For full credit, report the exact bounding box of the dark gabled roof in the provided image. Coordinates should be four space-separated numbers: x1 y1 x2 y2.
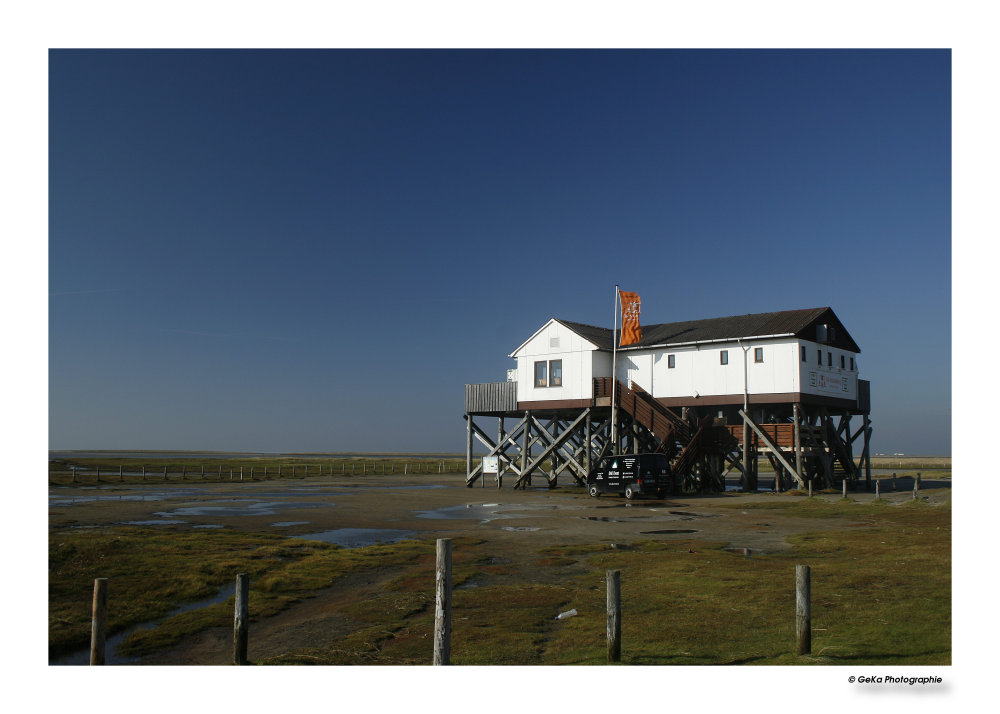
555 307 861 353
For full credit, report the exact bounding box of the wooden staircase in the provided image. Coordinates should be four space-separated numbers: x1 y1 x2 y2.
594 378 738 488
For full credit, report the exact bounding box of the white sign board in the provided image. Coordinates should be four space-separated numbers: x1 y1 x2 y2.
482 456 500 474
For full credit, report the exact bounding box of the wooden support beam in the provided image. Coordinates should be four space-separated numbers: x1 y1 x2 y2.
529 413 591 485
520 411 532 488
512 410 591 489
463 414 529 485
821 409 857 481
793 403 803 481
738 409 805 488
465 413 473 479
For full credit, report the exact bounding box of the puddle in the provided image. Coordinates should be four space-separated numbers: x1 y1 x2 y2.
455 578 487 590
500 526 540 532
594 502 666 510
292 528 417 548
639 529 699 535
415 504 510 523
271 521 311 527
120 520 188 526
192 524 224 529
50 582 235 665
415 503 555 524
153 501 329 518
49 489 206 506
337 484 449 491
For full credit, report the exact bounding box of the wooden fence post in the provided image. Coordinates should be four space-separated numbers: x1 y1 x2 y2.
913 472 920 500
842 480 847 498
119 466 123 482
607 570 621 663
96 466 101 483
90 578 108 666
434 538 452 665
796 565 811 655
234 573 249 665
163 466 167 481
875 479 881 500
807 481 812 497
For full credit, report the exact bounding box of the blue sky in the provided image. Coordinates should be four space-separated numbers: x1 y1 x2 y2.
48 49 951 454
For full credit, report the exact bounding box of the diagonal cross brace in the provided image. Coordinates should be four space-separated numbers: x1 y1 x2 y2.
464 415 528 485
738 409 806 488
531 414 593 484
512 409 591 488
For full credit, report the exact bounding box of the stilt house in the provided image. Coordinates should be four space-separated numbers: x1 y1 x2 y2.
464 306 872 492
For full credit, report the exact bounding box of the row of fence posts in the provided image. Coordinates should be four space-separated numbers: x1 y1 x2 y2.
86 543 818 665
69 461 459 483
796 472 923 500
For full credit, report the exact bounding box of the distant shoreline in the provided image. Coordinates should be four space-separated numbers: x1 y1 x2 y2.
50 450 467 460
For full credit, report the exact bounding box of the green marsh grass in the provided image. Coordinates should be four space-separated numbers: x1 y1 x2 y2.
50 500 949 665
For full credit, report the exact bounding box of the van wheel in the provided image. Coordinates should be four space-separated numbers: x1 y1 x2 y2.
625 486 635 500
589 485 600 497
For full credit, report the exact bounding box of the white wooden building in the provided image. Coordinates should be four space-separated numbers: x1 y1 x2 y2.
464 307 872 493
509 307 863 413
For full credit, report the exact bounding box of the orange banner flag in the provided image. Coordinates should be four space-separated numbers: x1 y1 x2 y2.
619 290 642 346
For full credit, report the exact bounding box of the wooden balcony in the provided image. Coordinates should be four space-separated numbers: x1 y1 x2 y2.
465 382 518 414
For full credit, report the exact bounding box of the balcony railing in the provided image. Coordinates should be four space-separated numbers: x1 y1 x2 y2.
465 382 518 413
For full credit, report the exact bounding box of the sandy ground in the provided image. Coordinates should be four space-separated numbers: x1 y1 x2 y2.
49 471 951 664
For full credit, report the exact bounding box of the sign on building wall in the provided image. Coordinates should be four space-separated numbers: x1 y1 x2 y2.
808 371 849 394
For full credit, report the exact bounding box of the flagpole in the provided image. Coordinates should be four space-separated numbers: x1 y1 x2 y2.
611 285 619 455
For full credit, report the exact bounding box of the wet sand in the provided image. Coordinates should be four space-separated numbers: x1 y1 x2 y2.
49 472 951 664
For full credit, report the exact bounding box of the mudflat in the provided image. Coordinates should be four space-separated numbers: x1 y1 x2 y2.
49 472 951 665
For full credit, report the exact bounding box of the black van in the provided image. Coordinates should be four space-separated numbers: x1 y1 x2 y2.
587 453 674 499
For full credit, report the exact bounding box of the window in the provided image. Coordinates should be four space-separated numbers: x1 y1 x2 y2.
754 347 764 363
667 354 676 369
720 350 729 365
850 357 855 370
549 360 562 387
817 349 822 365
827 352 832 366
534 360 561 388
801 346 807 362
840 355 845 369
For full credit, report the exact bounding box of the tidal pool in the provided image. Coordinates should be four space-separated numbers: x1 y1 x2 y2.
292 528 417 548
50 582 235 666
